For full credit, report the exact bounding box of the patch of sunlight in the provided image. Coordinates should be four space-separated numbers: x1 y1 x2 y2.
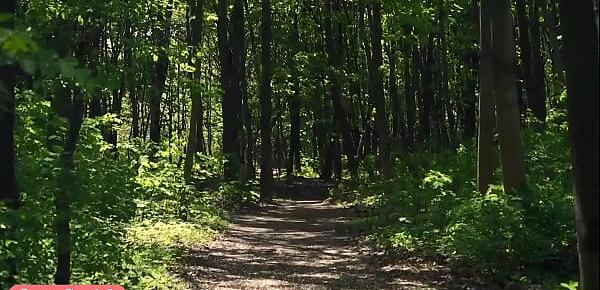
126 220 220 248
122 220 225 290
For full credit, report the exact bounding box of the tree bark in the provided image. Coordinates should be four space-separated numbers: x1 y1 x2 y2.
368 0 392 181
477 0 496 194
217 0 243 180
558 0 599 288
491 0 527 193
287 13 302 178
542 0 565 82
420 38 434 145
184 0 205 183
325 0 358 179
54 87 85 285
386 41 405 149
463 50 477 140
515 0 547 122
259 0 274 200
149 1 173 144
436 0 451 148
403 40 416 150
529 0 547 121
0 1 20 284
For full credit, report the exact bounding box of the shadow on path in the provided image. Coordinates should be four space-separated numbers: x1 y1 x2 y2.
179 180 471 290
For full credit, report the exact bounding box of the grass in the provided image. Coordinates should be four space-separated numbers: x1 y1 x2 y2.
120 215 229 289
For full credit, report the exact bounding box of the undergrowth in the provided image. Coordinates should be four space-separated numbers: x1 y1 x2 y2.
0 91 252 289
334 111 578 288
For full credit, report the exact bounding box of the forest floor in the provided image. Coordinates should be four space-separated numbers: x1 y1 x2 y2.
177 179 484 290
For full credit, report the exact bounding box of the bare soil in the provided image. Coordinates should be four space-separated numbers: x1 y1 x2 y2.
180 179 482 290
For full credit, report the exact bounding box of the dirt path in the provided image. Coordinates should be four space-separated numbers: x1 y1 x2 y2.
180 193 474 290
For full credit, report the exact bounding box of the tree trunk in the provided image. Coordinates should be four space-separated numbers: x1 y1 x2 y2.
515 0 547 122
150 1 173 144
130 76 140 139
325 0 358 180
386 41 405 149
491 0 527 193
542 0 565 82
259 0 274 200
184 0 205 183
287 78 302 177
558 0 599 288
0 1 20 284
529 0 547 121
236 0 254 180
477 0 496 194
420 38 434 145
368 1 392 181
54 87 85 285
217 0 243 180
436 0 451 148
403 41 416 150
287 13 302 178
463 50 477 140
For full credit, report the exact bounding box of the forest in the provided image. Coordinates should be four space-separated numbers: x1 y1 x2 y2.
0 0 598 289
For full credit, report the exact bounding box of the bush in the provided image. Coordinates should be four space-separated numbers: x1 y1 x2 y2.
340 123 577 284
1 90 232 288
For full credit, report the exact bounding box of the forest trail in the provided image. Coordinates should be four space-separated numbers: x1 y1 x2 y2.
180 179 472 290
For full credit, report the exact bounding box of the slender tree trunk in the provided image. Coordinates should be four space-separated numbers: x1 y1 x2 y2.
463 50 477 140
325 0 358 179
130 75 140 139
515 0 547 122
491 0 527 193
420 38 434 145
436 0 451 148
477 0 496 194
217 0 243 180
287 77 301 177
150 1 173 144
259 0 274 200
542 0 565 81
54 87 84 285
235 0 253 180
0 1 20 285
287 13 302 178
403 41 416 150
386 42 404 148
231 0 245 174
184 0 205 183
368 0 392 181
558 0 599 288
0 0 18 208
529 0 547 121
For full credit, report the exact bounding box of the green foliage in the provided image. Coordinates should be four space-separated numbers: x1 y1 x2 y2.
341 124 577 285
559 281 578 290
1 89 232 288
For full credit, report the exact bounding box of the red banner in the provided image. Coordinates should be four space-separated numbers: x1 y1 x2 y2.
10 286 125 290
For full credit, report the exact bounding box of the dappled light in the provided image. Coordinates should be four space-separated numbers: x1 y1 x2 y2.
179 196 462 290
0 0 597 289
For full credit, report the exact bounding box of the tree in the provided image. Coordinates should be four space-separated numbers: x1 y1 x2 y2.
217 0 243 180
491 0 526 193
477 0 495 194
149 0 173 144
184 0 205 183
368 0 392 181
0 0 20 284
403 40 417 150
325 0 358 179
559 0 599 288
287 12 302 178
515 0 547 122
259 0 274 201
